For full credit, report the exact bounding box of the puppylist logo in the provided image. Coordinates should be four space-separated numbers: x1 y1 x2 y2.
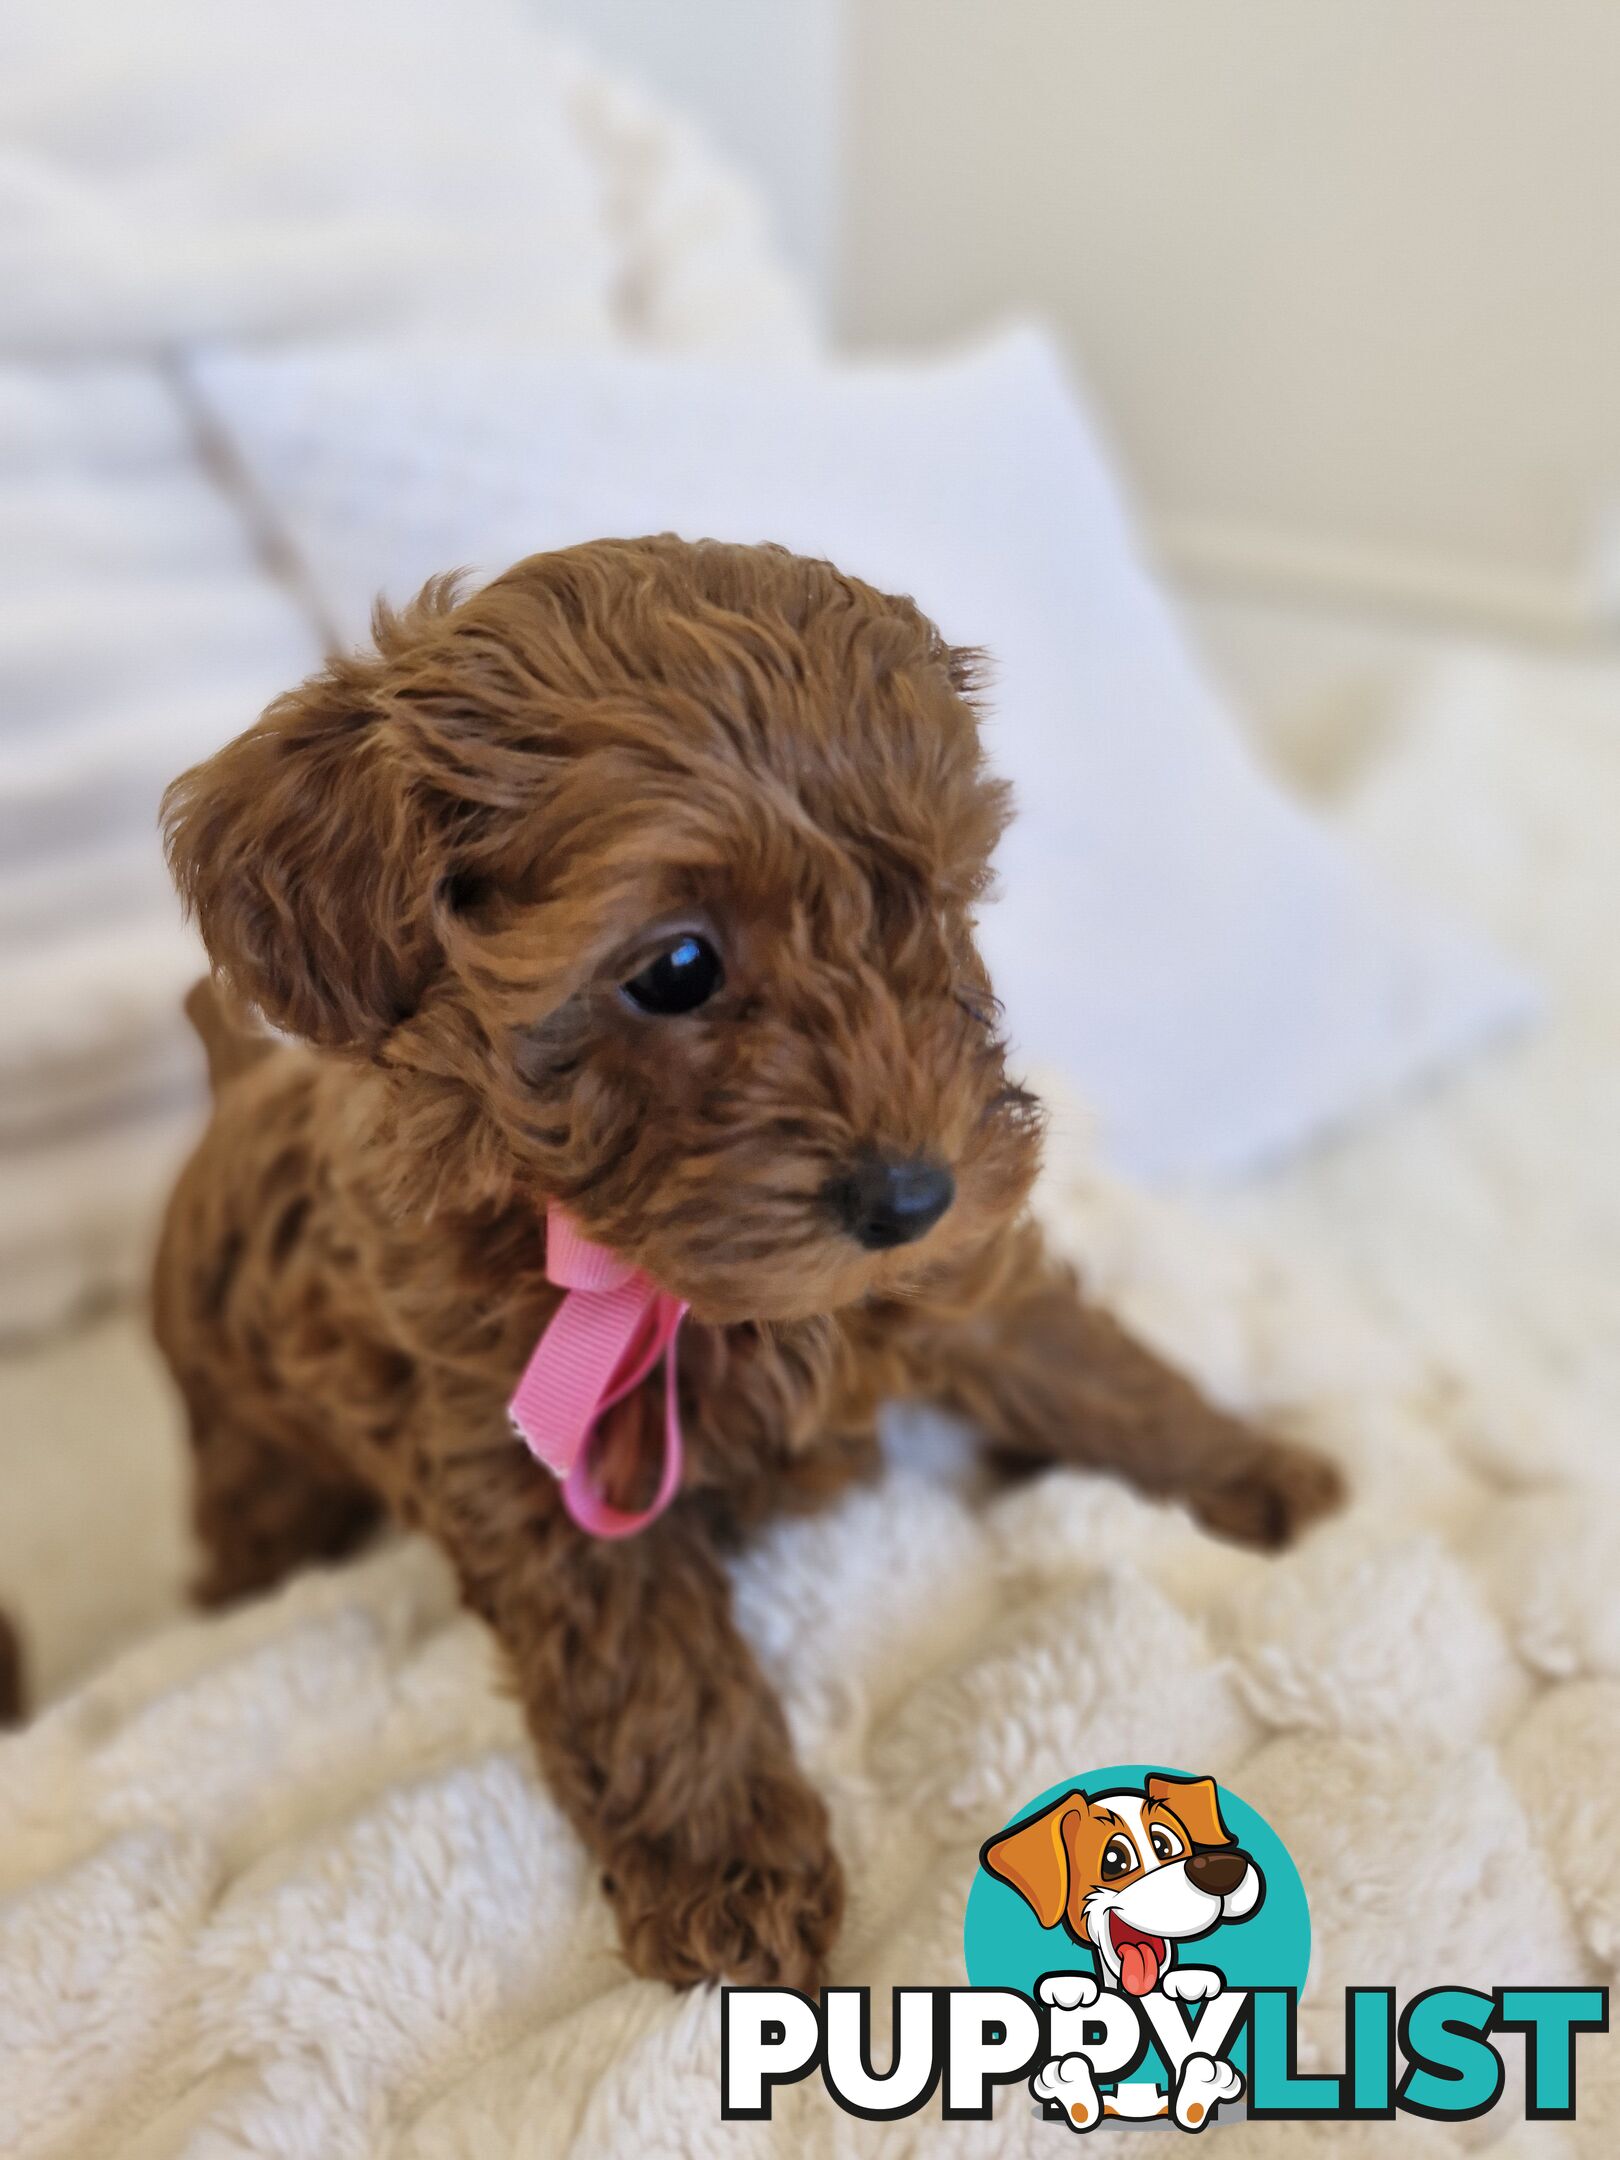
974 1767 1277 2129
722 1764 1607 2133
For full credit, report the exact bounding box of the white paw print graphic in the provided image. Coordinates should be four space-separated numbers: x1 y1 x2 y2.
1032 2052 1104 2133
1174 2052 1243 2131
1037 1972 1100 2012
1161 1966 1223 2004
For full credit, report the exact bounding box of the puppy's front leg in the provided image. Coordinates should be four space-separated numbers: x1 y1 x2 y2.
915 1220 1343 1550
435 1448 842 1989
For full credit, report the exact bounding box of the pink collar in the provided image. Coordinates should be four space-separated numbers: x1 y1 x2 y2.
507 1206 688 1538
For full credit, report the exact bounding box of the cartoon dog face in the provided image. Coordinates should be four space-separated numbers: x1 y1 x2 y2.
981 1775 1263 1996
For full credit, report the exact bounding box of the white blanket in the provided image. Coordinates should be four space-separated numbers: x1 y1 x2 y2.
2 1153 1614 2157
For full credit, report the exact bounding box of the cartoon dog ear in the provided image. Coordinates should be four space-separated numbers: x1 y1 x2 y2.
980 1791 1087 1929
1147 1774 1235 1849
162 641 445 1051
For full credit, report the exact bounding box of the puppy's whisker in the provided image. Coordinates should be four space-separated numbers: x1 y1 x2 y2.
953 986 1004 1030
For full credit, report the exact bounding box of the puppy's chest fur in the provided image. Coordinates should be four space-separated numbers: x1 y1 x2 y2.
155 1047 898 1536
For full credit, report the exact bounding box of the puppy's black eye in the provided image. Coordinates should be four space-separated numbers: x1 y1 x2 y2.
621 934 724 1016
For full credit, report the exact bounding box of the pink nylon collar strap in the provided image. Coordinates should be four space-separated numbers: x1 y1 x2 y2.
507 1206 688 1538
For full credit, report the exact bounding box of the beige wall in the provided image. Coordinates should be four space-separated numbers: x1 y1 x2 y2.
839 1 1620 631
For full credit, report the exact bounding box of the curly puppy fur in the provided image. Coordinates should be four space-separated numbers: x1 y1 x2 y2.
154 537 1341 1988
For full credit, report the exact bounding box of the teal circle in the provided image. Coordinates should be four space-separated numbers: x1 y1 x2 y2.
964 1764 1310 2082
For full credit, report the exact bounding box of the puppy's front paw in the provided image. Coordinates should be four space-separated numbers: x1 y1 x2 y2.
606 1782 845 1990
1190 1433 1344 1552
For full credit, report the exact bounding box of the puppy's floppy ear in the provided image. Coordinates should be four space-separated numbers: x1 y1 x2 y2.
980 1790 1087 1929
162 644 448 1051
1147 1774 1235 1849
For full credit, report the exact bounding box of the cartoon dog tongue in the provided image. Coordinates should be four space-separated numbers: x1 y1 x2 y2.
1113 1924 1164 1996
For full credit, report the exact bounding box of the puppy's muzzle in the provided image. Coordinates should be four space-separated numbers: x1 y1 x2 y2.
1186 1848 1250 1898
825 1154 955 1250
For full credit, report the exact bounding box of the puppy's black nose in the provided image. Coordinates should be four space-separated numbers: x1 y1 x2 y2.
827 1155 955 1251
1186 1849 1249 1897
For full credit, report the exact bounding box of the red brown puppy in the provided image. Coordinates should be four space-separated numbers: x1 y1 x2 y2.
155 537 1340 1989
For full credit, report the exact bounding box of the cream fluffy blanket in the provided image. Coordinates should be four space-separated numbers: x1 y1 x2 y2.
3 656 1619 2155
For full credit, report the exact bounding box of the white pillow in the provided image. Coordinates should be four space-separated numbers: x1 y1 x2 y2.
187 329 1530 1180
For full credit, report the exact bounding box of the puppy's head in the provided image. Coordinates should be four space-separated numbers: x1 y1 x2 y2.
981 1776 1263 1996
163 537 1041 1322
